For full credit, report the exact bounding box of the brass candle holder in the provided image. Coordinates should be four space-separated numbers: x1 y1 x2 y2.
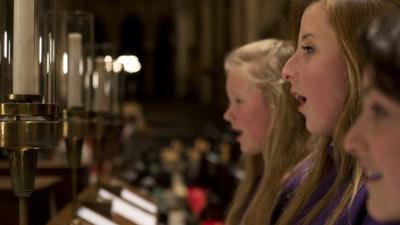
92 112 111 187
90 112 123 188
0 94 60 225
61 111 122 225
63 109 96 224
102 114 123 174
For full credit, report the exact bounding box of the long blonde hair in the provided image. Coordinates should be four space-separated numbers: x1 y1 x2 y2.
277 1 397 225
224 39 310 225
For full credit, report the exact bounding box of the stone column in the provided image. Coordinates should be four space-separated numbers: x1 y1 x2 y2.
174 0 193 99
198 0 213 104
230 0 243 48
244 0 259 42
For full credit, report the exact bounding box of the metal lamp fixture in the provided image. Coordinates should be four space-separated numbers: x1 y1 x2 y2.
0 0 59 225
56 11 95 223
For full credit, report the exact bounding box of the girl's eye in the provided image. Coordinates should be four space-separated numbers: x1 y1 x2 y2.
300 45 314 55
370 103 389 120
234 98 243 104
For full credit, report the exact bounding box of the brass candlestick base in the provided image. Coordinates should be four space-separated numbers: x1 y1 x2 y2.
91 112 122 187
64 109 95 169
63 108 94 219
103 115 123 175
93 112 108 187
9 148 38 197
0 95 61 225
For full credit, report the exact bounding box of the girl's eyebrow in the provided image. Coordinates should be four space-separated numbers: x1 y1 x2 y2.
301 33 316 41
362 84 375 97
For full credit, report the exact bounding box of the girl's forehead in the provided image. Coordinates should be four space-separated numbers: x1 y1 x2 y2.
301 2 329 32
299 2 338 46
227 72 253 88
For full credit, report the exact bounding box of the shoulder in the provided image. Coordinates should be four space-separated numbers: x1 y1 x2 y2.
269 154 315 224
282 153 315 192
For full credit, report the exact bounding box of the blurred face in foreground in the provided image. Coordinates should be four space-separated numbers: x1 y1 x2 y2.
345 67 400 222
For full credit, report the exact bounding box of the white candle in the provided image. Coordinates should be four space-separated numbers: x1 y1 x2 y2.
67 33 83 108
13 0 35 95
94 57 110 112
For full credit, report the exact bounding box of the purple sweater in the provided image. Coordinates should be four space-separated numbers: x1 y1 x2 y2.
272 150 400 225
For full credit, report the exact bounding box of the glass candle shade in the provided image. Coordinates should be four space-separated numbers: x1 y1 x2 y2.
0 0 56 103
56 11 94 110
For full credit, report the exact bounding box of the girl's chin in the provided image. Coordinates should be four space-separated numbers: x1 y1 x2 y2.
240 144 262 155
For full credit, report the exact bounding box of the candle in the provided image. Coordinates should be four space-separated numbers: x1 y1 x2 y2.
13 0 35 95
94 57 110 112
67 33 83 108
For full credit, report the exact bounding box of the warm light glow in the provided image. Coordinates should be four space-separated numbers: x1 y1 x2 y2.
4 32 7 58
77 206 117 225
116 55 141 73
62 53 68 75
39 36 42 64
98 188 118 201
46 53 50 74
104 55 113 72
87 57 93 75
112 61 123 73
79 59 83 75
50 33 55 62
121 188 157 214
85 72 90 89
93 71 99 89
98 188 157 225
112 198 157 225
104 55 113 62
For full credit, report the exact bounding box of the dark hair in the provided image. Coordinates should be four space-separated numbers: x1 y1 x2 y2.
361 7 400 101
